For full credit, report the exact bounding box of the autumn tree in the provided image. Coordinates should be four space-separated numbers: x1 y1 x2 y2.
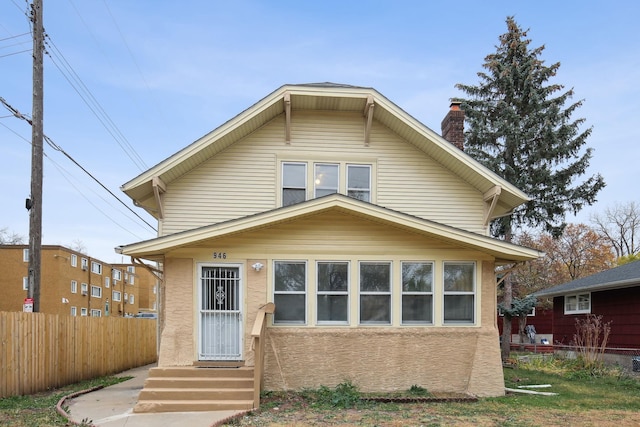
456 17 605 359
591 201 640 258
508 225 614 345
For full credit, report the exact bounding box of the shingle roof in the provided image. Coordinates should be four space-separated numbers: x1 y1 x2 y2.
534 260 640 298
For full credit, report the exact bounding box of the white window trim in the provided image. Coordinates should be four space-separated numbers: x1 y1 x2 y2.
400 261 434 325
81 283 88 295
81 307 88 316
23 249 29 262
316 261 350 325
70 254 77 267
564 292 591 314
129 294 135 304
346 163 372 202
91 262 102 275
282 162 307 206
23 277 29 291
112 269 122 281
442 261 476 325
112 291 121 302
71 306 77 316
81 258 88 271
273 260 307 325
90 309 101 317
91 285 102 298
358 261 392 325
71 280 78 294
314 163 339 198
105 277 110 288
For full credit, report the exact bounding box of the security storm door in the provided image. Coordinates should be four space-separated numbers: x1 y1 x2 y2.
199 265 243 361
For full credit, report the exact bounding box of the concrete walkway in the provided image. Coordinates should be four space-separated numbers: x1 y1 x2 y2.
66 364 246 427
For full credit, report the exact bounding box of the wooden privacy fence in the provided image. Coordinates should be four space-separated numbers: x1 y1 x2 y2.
0 311 157 398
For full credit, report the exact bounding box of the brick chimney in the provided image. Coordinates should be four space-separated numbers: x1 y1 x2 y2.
441 100 464 150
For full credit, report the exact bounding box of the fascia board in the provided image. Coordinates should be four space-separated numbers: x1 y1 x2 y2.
119 195 541 261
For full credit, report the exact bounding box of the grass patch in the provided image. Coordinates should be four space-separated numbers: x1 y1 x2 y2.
0 375 131 427
233 357 640 426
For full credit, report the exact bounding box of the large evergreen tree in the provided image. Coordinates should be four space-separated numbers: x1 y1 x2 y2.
455 17 605 359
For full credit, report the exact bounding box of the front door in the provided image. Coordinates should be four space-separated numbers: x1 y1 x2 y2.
198 265 243 361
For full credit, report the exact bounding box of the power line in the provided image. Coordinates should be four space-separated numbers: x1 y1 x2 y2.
0 119 151 239
44 35 148 171
0 96 157 232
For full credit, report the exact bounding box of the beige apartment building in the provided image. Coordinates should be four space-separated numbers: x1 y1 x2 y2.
0 245 157 317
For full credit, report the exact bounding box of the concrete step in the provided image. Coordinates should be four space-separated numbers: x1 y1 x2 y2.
133 399 254 413
147 366 253 378
138 387 254 401
144 376 253 389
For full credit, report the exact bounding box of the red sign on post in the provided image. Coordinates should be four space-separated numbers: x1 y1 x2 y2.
23 298 34 313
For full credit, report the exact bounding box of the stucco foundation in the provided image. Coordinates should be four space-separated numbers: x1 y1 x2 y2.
262 326 504 397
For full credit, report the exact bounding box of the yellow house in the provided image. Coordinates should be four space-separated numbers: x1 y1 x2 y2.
118 83 540 412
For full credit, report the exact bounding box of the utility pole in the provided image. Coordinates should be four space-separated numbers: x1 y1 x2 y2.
28 0 44 312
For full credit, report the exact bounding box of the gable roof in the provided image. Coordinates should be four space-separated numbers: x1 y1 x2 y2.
116 193 541 263
120 83 529 219
534 261 640 298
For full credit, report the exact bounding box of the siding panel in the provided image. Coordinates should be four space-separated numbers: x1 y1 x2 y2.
161 111 486 236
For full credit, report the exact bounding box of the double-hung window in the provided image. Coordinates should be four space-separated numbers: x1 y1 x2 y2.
314 163 339 198
317 261 349 324
91 285 102 298
113 269 122 281
282 162 307 206
91 262 102 275
359 262 391 324
71 280 78 294
112 291 122 302
565 293 590 314
71 254 77 267
401 262 434 324
273 261 306 324
443 262 475 324
23 277 28 291
347 164 371 202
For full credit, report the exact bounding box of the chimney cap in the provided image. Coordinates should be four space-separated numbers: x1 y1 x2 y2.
449 99 463 110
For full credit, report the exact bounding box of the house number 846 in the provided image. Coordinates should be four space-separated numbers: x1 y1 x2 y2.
213 252 227 259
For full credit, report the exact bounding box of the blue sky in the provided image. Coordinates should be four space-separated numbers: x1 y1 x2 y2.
1 1 638 262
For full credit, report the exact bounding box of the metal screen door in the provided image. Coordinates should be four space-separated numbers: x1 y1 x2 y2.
199 265 242 361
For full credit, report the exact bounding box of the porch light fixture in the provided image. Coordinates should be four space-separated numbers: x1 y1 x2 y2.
252 262 264 272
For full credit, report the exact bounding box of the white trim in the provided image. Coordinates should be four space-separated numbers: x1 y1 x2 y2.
564 292 591 314
316 260 350 325
273 260 308 325
197 262 244 361
358 261 392 325
442 261 476 325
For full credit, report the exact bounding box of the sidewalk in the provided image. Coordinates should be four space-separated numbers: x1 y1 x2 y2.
66 364 246 427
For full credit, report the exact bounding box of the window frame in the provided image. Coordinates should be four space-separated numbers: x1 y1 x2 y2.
81 283 88 295
129 294 135 304
112 269 122 281
71 280 78 294
347 164 371 202
316 261 350 325
112 291 122 302
80 308 88 316
90 285 102 298
23 249 29 262
282 162 307 207
90 309 101 317
70 306 77 316
401 261 434 325
91 262 102 275
105 277 110 288
564 292 591 314
23 277 29 291
314 163 339 198
358 261 392 325
71 254 77 267
273 260 307 325
442 261 476 325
